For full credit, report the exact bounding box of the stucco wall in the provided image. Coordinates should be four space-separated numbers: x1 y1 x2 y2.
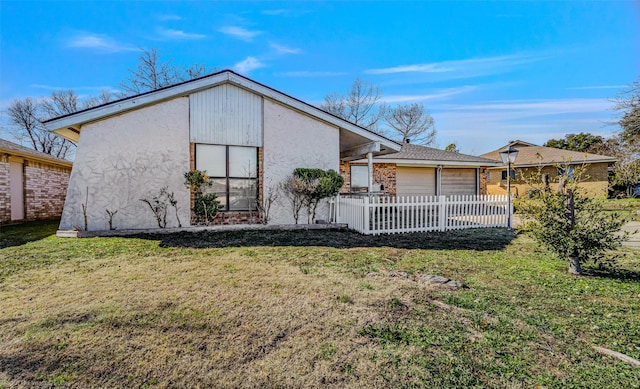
60 98 190 231
263 99 339 224
485 163 610 198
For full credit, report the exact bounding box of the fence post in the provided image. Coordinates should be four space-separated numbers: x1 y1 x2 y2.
363 196 370 234
438 195 446 231
335 193 341 223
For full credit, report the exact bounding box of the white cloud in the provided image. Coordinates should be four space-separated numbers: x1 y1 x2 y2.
382 86 476 103
233 57 266 74
262 9 289 16
565 85 625 90
219 26 262 41
432 98 616 154
278 71 348 77
365 53 546 80
157 14 182 21
270 43 301 55
66 32 137 53
157 28 206 40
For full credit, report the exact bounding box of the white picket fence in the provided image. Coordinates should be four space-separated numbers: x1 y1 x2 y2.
334 194 509 235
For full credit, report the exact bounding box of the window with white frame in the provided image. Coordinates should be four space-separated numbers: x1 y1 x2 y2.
350 165 369 190
195 144 258 211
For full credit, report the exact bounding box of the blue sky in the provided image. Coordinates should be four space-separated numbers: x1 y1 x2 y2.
1 1 638 155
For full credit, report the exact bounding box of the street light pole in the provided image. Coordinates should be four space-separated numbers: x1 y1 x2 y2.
499 146 519 229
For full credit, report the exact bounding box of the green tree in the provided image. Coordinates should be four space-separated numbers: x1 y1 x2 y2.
516 164 627 275
444 143 460 153
543 132 605 153
292 168 344 223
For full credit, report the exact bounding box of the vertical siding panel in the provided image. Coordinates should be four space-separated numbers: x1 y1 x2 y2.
190 84 263 146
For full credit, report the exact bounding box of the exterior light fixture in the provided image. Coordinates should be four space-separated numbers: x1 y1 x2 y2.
499 145 519 229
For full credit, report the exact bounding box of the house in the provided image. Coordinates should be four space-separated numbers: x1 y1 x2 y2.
480 141 617 198
44 70 400 231
340 142 502 197
0 138 72 223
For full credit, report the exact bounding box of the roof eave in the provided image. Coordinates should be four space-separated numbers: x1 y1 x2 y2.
0 147 73 167
44 70 400 153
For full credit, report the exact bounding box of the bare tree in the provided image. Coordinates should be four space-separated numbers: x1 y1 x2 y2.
120 48 214 96
83 89 115 109
320 78 386 131
7 96 75 159
385 103 436 145
120 48 181 95
183 63 209 80
40 89 80 118
613 76 640 145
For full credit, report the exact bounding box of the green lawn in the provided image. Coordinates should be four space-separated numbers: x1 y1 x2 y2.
1 222 639 388
598 198 640 222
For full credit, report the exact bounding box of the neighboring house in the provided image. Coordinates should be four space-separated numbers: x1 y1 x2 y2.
44 70 400 231
0 138 72 223
340 141 502 197
480 140 617 198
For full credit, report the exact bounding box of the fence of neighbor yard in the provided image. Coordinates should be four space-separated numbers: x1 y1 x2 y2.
333 194 510 235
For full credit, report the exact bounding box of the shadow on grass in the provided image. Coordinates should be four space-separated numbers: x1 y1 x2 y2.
0 220 59 249
135 227 516 251
582 267 640 282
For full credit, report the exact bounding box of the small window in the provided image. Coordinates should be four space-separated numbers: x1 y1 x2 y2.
501 169 516 180
196 144 258 211
486 171 490 181
350 165 369 189
558 166 574 179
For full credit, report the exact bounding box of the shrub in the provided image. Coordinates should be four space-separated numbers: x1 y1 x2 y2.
184 170 220 225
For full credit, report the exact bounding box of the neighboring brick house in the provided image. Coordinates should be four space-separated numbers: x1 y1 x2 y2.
480 140 617 198
341 142 502 197
0 138 72 223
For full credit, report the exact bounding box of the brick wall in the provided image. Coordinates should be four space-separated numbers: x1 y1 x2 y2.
479 170 487 195
0 159 10 223
339 161 397 196
23 161 71 220
485 163 611 198
373 163 397 196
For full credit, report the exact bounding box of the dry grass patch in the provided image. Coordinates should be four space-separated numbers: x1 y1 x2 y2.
0 248 436 388
1 225 639 387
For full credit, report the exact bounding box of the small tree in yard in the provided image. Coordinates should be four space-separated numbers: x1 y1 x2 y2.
516 163 628 275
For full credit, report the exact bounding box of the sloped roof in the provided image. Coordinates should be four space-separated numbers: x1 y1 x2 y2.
366 142 502 166
0 138 73 167
480 140 617 167
44 70 400 156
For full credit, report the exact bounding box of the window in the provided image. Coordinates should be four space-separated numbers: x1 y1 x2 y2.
501 169 516 180
350 165 369 189
558 166 575 179
195 144 258 211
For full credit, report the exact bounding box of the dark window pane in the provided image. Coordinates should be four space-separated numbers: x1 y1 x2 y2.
229 179 257 210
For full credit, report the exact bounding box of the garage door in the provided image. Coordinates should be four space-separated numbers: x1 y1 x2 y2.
396 167 436 196
441 168 477 196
